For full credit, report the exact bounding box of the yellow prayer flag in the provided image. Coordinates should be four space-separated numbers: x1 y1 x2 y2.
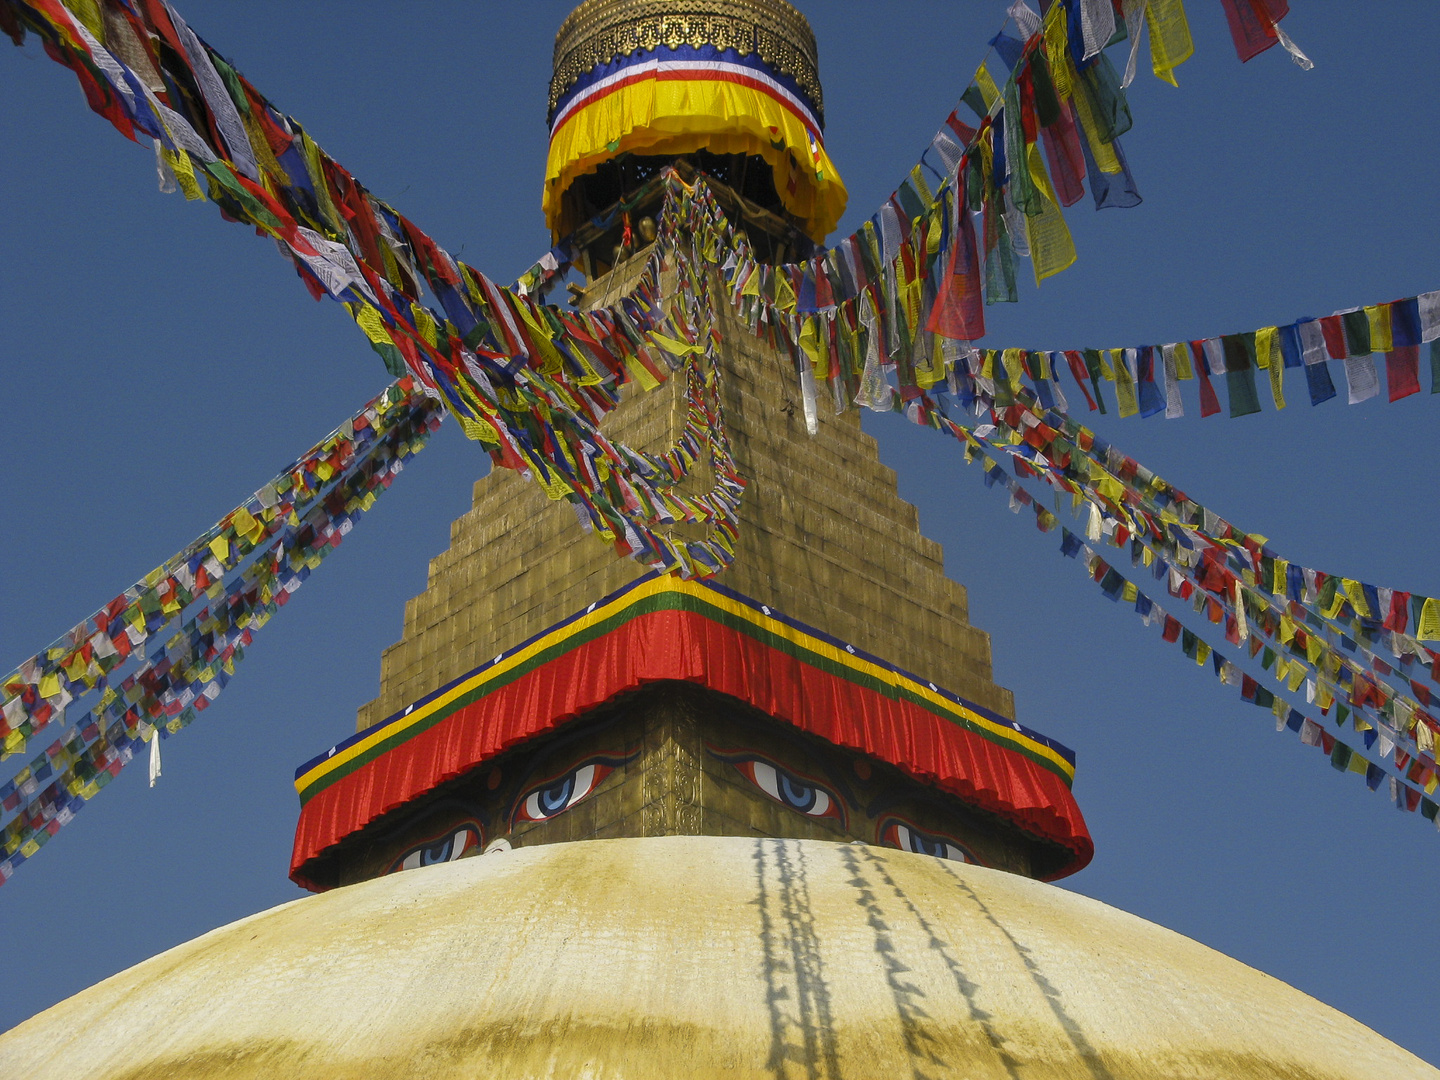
1365 304 1393 353
513 302 567 376
915 335 946 390
1288 664 1306 693
1342 579 1371 618
355 304 395 348
1417 598 1440 641
1065 54 1122 173
1002 349 1025 393
411 304 439 348
1322 585 1348 620
38 672 61 700
1111 349 1139 418
1043 4 1072 97
650 332 702 357
1145 0 1194 86
67 0 106 39
231 506 263 546
798 318 828 380
774 271 797 314
299 131 343 234
973 62 1002 111
458 414 500 444
1196 641 1211 667
908 164 934 212
242 108 287 187
1255 326 1286 410
209 535 230 564
1024 144 1078 285
161 146 205 202
1173 342 1194 380
626 354 662 392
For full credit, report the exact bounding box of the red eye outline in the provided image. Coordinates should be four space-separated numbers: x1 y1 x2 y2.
712 749 846 828
511 754 634 826
877 816 979 865
387 821 483 874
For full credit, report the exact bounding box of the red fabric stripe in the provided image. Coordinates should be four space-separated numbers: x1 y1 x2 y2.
291 608 1091 888
551 65 821 141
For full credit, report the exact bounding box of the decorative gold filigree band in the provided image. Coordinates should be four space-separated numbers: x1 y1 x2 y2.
550 0 823 125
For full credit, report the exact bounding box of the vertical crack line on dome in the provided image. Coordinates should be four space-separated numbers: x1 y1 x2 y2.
937 862 1118 1080
752 838 842 1080
857 848 1020 1080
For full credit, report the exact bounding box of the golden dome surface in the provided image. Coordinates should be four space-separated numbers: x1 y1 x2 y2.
1 836 1432 1079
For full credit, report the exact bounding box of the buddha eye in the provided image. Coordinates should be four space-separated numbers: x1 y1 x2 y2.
880 819 976 864
731 758 844 824
514 761 615 824
389 822 482 874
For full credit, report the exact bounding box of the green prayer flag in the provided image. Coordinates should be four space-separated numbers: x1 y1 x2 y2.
1342 309 1371 355
1225 368 1261 417
1030 54 1062 128
1083 349 1108 413
961 84 989 120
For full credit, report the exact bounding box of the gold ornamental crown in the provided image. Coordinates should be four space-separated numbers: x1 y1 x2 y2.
549 0 824 125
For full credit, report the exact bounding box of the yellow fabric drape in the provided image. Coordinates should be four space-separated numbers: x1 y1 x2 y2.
545 74 847 242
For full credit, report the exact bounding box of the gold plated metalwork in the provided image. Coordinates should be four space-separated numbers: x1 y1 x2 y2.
549 0 824 124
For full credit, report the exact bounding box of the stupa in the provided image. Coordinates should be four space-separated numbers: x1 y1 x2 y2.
1 3 1435 1078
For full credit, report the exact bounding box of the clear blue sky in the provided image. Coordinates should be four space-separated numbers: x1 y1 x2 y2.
3 1 1438 1064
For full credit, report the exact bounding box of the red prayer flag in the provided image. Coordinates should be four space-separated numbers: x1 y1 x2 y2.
1040 101 1087 208
1320 315 1349 359
1218 0 1288 62
925 200 985 341
1190 341 1221 417
1386 346 1421 401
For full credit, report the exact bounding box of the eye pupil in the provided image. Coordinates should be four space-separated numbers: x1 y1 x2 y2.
539 777 574 814
778 773 816 812
914 834 944 857
420 836 454 866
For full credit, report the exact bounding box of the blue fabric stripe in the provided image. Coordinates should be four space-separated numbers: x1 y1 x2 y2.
551 42 820 129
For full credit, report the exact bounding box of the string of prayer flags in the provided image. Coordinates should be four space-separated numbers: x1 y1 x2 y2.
973 294 1440 421
0 381 440 884
3 0 744 579
939 390 1440 821
935 393 1438 829
0 379 434 765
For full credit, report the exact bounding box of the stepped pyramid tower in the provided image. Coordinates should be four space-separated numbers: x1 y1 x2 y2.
3 3 1435 1078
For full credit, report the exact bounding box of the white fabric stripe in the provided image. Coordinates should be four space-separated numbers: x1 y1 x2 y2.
552 56 820 136
163 2 259 181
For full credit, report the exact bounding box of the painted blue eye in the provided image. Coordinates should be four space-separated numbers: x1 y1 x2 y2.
535 775 574 817
389 823 482 873
778 771 818 812
516 762 614 823
880 820 975 864
733 759 843 823
418 836 455 866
